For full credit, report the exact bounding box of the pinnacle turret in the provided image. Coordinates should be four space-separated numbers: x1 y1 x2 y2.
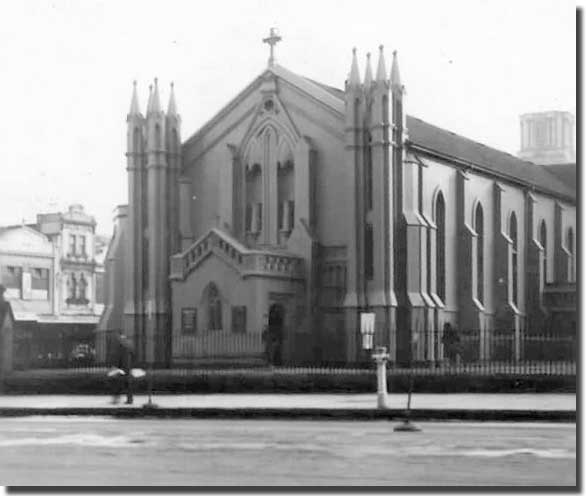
146 84 153 114
348 48 361 88
390 50 402 90
167 82 178 116
375 45 387 83
364 52 373 87
128 80 141 116
148 77 162 114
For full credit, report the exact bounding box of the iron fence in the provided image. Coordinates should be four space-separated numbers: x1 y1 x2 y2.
10 327 576 377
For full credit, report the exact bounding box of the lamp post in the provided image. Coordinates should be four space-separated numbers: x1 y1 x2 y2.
360 312 389 409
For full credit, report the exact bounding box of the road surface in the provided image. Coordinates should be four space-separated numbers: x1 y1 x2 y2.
0 417 575 486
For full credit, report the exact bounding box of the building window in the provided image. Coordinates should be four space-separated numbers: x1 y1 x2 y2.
509 213 518 307
1 266 22 298
95 272 105 304
278 202 284 230
567 227 575 283
364 223 374 281
142 230 149 291
68 273 77 300
231 306 247 334
277 155 294 234
435 193 446 303
288 200 295 231
245 162 262 234
256 203 263 234
31 268 49 292
365 132 373 211
245 204 253 232
181 308 197 335
206 283 223 331
78 273 88 301
69 234 76 256
80 235 87 257
540 220 547 284
66 272 89 305
475 203 484 304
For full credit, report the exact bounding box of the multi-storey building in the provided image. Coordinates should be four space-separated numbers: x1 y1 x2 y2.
0 205 107 368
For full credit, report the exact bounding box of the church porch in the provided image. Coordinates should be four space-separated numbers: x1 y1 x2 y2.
169 228 310 366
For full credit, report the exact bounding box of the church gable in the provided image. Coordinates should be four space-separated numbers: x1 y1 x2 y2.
182 65 344 170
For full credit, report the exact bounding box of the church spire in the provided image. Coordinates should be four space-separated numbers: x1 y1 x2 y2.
375 45 387 83
129 80 141 116
148 77 162 114
364 52 373 87
167 82 177 116
390 50 402 90
348 48 361 87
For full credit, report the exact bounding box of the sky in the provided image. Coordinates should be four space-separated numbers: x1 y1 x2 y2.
0 0 576 236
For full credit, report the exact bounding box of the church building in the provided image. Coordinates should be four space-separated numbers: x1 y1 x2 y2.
98 32 576 366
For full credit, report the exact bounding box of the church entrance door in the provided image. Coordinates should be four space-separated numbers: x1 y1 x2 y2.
266 304 285 366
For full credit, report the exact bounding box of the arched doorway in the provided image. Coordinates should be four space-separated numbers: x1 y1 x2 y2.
267 304 285 365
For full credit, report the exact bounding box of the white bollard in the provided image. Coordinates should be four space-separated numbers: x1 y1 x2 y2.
372 346 390 409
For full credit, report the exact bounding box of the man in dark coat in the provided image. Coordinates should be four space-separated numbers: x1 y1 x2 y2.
442 323 461 365
111 333 134 404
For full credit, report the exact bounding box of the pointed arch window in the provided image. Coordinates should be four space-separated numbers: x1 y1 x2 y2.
365 131 373 211
435 193 446 303
364 223 374 281
509 213 518 307
154 124 162 150
567 227 575 282
475 203 484 304
277 151 295 235
206 283 223 331
540 220 547 284
245 163 262 234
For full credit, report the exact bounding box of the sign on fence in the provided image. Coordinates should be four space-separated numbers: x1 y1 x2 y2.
360 312 375 350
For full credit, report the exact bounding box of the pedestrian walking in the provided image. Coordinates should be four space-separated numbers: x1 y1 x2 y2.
110 332 134 405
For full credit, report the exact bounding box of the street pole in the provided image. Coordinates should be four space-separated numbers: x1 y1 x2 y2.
142 312 158 410
394 341 421 432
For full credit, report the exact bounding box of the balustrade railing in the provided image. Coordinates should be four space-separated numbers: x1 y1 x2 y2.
170 228 304 281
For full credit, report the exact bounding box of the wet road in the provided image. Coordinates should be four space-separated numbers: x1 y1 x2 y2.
0 417 576 486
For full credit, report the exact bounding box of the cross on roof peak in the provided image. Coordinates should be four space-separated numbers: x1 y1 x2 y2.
262 27 282 67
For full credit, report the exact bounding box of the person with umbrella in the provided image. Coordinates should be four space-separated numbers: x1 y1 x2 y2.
109 332 134 405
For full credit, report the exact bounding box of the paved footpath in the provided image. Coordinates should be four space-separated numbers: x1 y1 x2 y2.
0 392 574 412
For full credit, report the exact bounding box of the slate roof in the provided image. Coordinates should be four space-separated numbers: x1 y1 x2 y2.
305 76 575 202
544 163 576 192
406 116 575 201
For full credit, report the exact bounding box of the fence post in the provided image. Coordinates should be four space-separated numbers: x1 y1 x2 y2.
514 326 521 363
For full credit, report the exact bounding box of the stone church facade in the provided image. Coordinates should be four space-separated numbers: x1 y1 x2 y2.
98 40 576 366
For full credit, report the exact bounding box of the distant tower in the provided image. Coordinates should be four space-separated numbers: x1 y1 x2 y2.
518 111 575 165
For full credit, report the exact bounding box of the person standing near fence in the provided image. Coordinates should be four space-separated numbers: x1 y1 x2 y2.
442 323 461 366
110 332 134 405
